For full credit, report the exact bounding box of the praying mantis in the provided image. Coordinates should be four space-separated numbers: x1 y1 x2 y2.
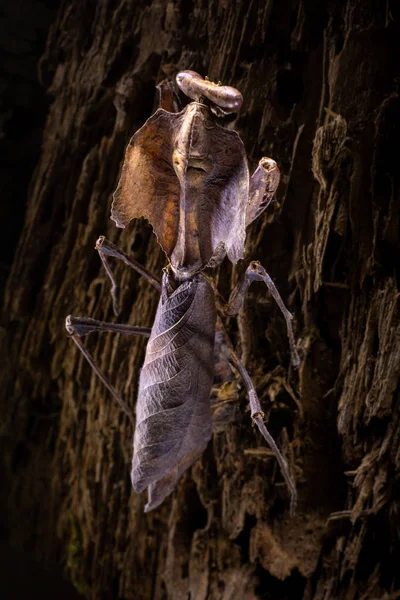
66 70 300 514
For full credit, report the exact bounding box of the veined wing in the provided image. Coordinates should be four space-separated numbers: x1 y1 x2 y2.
131 273 216 511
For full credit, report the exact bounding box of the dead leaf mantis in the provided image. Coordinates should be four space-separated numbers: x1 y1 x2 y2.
66 70 300 514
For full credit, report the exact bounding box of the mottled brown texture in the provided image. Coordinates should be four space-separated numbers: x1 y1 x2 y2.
1 1 399 599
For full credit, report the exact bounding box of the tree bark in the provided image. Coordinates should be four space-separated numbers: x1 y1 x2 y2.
1 1 399 599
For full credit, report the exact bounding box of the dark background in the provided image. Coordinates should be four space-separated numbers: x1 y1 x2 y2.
1 1 399 599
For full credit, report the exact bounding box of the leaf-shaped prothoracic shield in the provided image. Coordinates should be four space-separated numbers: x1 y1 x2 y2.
111 103 249 275
131 273 217 511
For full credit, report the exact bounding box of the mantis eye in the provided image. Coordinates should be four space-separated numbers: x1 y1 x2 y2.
176 70 243 114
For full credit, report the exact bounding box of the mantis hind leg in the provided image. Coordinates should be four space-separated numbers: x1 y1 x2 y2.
65 316 151 426
217 321 297 515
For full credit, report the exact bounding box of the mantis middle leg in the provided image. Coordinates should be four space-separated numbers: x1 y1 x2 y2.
95 236 161 315
226 261 300 367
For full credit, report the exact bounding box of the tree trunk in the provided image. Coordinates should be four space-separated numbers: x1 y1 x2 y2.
1 1 399 598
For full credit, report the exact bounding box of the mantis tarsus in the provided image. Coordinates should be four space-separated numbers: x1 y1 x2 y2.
66 70 300 514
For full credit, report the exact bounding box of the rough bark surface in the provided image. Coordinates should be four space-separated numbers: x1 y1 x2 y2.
1 1 399 599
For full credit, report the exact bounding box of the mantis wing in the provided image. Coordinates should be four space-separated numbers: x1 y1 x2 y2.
131 274 216 511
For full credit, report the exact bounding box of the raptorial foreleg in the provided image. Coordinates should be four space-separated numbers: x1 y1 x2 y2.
246 157 281 226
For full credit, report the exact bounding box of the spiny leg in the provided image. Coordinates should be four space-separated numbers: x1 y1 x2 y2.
66 315 151 426
95 236 161 316
218 322 297 515
226 261 300 368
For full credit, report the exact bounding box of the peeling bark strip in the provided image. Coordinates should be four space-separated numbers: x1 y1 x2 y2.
1 1 399 599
